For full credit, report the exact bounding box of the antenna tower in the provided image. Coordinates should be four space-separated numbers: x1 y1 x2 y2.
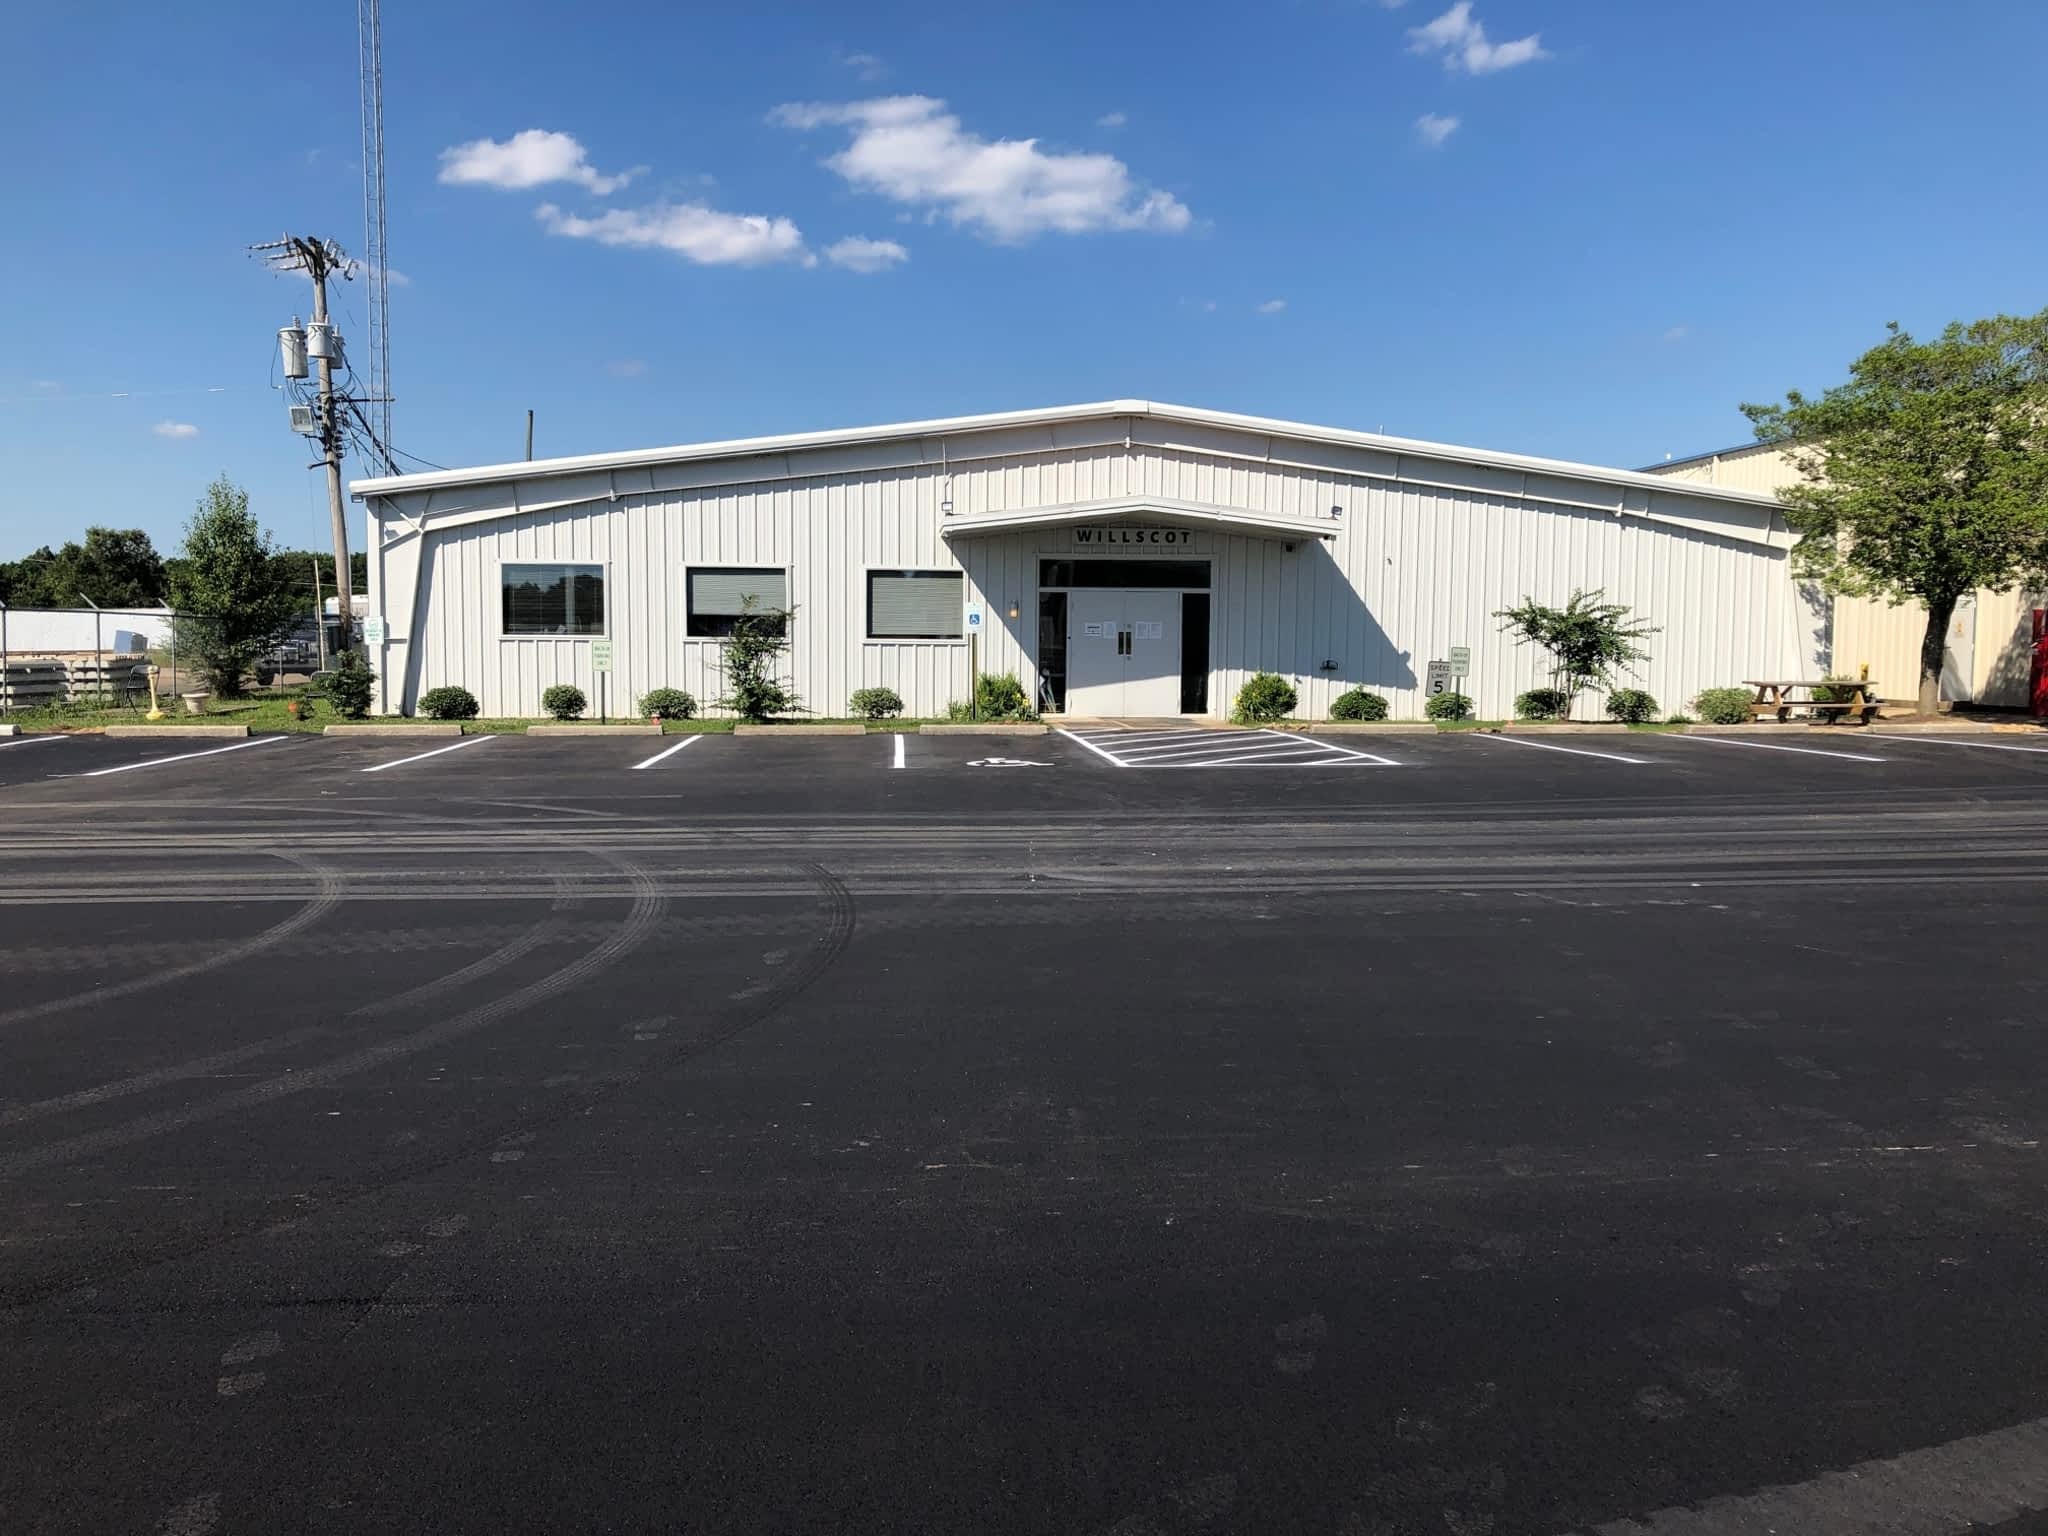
358 0 393 467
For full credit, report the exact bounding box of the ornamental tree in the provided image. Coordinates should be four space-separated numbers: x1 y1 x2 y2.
1493 589 1658 720
1742 311 2048 716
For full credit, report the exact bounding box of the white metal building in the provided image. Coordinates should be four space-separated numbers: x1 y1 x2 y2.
351 401 1802 721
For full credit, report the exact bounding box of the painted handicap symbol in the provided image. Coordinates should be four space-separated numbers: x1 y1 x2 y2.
967 756 1050 768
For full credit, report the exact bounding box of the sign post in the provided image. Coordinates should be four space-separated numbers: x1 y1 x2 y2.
592 640 614 723
963 602 986 719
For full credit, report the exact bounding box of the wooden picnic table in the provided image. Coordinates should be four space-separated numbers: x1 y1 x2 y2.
1743 679 1881 724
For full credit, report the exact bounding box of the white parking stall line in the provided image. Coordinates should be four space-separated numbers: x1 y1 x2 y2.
0 735 64 750
892 732 906 770
1124 741 1328 765
1674 735 1887 763
1470 733 1652 765
1069 730 1207 747
1875 735 2048 756
1270 730 1399 766
362 736 491 774
77 736 287 778
630 735 701 771
1055 728 1131 767
1108 737 1271 759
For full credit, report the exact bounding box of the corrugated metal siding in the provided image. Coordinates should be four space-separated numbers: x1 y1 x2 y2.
1650 444 2048 704
396 438 1799 720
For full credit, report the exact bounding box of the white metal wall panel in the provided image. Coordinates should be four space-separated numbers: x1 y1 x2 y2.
385 432 1799 721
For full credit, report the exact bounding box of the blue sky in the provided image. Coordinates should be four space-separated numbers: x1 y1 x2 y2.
4 0 2045 557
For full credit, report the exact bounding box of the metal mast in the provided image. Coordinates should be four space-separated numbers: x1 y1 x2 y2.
357 0 393 468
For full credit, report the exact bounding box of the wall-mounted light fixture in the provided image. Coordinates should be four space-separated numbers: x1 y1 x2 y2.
1330 505 1344 519
1007 603 1020 620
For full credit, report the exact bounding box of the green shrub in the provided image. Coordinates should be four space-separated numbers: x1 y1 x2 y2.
541 683 587 721
1605 688 1659 724
1664 713 1695 725
638 688 696 720
1232 672 1297 724
1329 687 1389 721
715 600 802 722
323 651 375 720
849 686 903 720
974 672 1031 719
1693 687 1753 725
1811 674 1862 705
1515 687 1572 721
1424 690 1474 721
418 685 479 721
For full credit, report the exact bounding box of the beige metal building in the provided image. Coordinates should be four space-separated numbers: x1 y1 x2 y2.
352 401 1807 722
1647 442 2042 709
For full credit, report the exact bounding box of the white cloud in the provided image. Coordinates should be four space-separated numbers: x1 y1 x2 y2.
771 96 1193 243
604 359 649 377
535 201 807 266
1256 298 1287 315
1415 112 1461 147
840 50 888 81
1408 3 1547 73
152 421 199 439
1662 325 1690 342
32 379 61 392
824 235 909 273
1096 111 1127 128
437 129 642 194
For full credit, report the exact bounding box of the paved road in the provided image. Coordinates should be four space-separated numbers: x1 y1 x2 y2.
5 729 2048 1533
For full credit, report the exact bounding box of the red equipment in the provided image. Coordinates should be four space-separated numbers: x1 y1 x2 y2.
2033 609 2048 718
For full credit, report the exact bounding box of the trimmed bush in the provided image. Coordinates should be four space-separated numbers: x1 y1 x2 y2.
1811 675 1863 705
1515 687 1572 721
1329 687 1389 721
1424 690 1474 721
1233 671 1297 724
849 686 904 721
541 683 587 721
974 672 1031 719
638 688 696 720
1605 688 1659 724
324 651 375 720
418 685 480 721
1693 686 1753 725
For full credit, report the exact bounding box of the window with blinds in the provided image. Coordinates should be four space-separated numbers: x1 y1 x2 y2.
686 567 788 637
867 570 963 639
501 563 606 636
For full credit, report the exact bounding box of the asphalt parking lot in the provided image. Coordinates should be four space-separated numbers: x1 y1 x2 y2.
6 725 2048 1533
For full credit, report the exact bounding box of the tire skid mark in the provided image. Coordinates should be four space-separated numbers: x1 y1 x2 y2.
0 882 576 1139
0 868 651 1183
0 853 856 1311
0 852 344 1030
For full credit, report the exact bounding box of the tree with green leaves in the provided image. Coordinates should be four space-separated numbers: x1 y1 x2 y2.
165 477 302 696
714 599 801 722
0 527 166 608
1743 311 2048 716
1494 589 1658 720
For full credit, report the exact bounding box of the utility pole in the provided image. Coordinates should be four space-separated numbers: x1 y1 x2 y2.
311 557 330 673
255 235 356 652
526 409 534 461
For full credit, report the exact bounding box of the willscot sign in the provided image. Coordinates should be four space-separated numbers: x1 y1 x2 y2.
1071 528 1193 546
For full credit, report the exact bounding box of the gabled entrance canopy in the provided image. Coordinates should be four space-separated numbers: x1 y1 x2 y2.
938 495 1339 543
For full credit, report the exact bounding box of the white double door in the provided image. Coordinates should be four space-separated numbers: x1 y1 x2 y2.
1065 589 1183 716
